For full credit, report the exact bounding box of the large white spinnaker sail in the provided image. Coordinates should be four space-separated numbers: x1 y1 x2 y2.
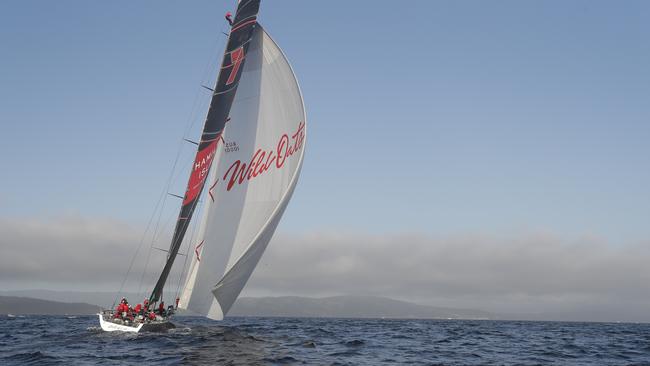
179 24 306 320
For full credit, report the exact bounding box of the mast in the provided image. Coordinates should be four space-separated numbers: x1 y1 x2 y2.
149 0 261 304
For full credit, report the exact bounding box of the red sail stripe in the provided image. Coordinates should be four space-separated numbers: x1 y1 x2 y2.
231 18 257 33
208 179 219 202
194 240 204 262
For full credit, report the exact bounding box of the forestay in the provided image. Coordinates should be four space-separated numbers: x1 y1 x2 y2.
179 25 306 320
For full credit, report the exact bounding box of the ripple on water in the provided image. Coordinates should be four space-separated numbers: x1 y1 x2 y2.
343 339 365 347
302 340 317 348
5 351 61 365
3 316 650 365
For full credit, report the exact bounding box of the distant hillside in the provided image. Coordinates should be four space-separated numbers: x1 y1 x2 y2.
229 295 494 320
0 296 101 315
0 291 493 319
0 290 140 309
2 290 647 322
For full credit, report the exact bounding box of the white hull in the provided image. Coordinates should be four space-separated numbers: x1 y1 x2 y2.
98 313 175 333
98 313 144 333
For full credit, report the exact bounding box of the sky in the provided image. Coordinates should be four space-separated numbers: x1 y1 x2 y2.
1 1 649 318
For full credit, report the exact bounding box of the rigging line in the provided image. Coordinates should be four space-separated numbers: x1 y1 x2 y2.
138 168 190 298
171 14 228 171
148 187 196 300
111 149 180 308
150 154 202 248
113 19 230 307
136 194 171 299
136 140 194 297
150 15 233 303
153 25 229 241
128 36 227 302
150 204 179 247
183 22 230 139
114 146 194 305
148 154 195 246
111 187 165 309
152 163 211 301
136 194 167 298
133 37 220 298
175 188 204 301
173 126 229 301
167 155 196 200
147 161 196 253
169 204 197 301
189 26 227 129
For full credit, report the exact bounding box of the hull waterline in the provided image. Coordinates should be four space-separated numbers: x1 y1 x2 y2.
98 313 175 333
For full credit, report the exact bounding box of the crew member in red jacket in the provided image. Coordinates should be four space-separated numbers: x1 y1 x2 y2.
115 298 128 319
158 301 165 316
134 302 142 315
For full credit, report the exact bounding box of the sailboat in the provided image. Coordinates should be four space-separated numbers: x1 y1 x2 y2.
99 0 306 332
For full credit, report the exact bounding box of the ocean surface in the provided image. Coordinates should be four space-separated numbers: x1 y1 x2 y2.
2 315 650 365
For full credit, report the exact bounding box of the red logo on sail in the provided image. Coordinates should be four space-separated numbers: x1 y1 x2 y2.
225 47 245 86
183 140 218 205
223 121 305 191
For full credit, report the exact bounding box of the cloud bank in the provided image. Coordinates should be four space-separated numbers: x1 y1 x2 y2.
249 232 650 314
2 216 650 316
0 216 165 292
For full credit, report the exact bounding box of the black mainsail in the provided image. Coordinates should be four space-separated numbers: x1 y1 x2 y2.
149 0 261 304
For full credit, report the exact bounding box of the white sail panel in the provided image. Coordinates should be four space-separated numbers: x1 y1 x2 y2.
178 25 264 317
179 24 306 319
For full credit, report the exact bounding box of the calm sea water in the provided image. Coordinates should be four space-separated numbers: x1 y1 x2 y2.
2 315 650 365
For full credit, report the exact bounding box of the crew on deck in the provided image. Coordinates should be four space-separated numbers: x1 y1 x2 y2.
110 296 180 325
133 302 142 315
114 298 129 319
